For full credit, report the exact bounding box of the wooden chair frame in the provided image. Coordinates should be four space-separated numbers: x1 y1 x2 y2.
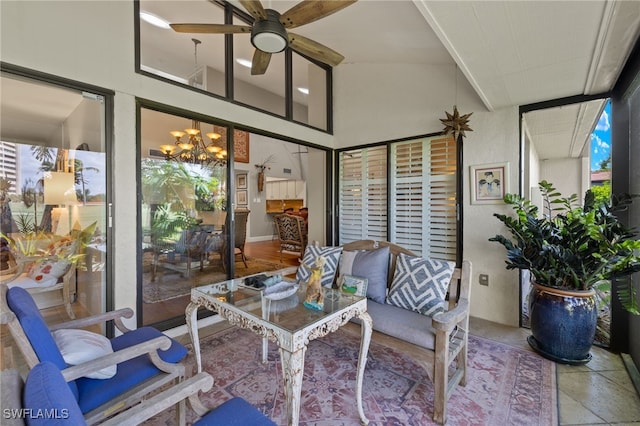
274 213 308 261
0 284 188 425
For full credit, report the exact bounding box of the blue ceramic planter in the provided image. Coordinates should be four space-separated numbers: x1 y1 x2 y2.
528 283 597 365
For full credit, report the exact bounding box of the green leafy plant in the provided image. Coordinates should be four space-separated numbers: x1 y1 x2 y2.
489 180 640 314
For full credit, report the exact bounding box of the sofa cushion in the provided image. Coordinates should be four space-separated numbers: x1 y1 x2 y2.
75 326 188 414
6 286 80 401
387 253 454 317
339 246 390 303
354 301 436 351
296 245 342 288
24 362 86 426
196 396 276 426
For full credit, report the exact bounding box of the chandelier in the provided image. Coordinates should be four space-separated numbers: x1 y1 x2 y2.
160 120 227 166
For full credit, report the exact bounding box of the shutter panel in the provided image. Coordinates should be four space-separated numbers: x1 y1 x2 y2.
390 136 457 260
339 146 387 244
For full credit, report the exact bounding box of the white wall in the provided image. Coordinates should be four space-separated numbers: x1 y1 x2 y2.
2 1 525 327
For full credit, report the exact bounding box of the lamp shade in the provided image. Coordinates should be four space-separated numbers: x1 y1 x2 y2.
44 172 77 205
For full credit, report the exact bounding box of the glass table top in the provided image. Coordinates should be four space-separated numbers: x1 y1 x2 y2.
192 278 365 334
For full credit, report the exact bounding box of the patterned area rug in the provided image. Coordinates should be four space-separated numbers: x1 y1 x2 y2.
142 258 286 303
149 327 557 425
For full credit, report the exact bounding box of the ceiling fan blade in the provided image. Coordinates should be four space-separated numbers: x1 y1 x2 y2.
251 49 272 75
280 0 357 29
239 0 267 20
288 32 344 67
170 23 251 34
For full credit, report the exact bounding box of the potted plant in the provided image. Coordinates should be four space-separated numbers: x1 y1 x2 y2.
490 180 640 364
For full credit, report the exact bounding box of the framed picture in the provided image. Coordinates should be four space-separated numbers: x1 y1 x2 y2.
213 127 250 163
470 162 510 204
236 190 247 206
237 173 247 189
340 275 368 297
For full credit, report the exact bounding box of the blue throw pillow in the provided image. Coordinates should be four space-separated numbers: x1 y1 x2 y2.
296 245 343 288
387 253 455 317
339 246 390 304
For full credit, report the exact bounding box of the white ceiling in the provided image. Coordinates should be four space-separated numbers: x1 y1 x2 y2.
3 0 640 161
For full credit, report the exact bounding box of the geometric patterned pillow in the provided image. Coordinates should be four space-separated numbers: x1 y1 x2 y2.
386 253 455 317
295 245 343 288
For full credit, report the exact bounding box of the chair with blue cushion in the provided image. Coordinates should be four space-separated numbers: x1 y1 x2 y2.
1 284 188 425
23 361 277 426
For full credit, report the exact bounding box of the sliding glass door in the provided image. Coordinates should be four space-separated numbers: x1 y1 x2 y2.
0 70 110 326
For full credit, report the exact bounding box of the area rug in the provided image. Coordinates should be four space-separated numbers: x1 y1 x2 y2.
142 258 286 303
147 327 558 425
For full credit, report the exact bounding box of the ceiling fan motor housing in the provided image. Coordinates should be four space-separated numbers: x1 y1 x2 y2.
251 9 288 53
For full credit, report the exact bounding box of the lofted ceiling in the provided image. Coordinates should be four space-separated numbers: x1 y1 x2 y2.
2 0 640 161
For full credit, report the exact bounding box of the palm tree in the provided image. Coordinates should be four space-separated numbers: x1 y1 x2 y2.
73 158 99 204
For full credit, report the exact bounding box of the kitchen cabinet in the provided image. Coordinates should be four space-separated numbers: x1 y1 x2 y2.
266 180 305 200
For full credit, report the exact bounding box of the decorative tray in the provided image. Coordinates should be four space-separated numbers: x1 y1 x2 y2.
263 281 299 300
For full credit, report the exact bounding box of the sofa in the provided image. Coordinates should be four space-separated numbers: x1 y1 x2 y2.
296 240 472 425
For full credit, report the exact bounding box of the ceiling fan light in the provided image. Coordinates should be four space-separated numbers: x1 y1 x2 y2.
251 9 287 53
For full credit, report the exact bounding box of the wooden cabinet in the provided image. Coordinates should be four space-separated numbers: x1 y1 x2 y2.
266 180 305 200
265 179 306 212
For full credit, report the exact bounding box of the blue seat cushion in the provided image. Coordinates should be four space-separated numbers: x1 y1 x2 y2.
195 397 276 426
75 326 187 414
6 287 79 401
24 362 86 426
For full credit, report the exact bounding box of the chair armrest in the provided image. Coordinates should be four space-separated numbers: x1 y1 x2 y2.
100 372 214 426
61 335 172 382
49 308 134 333
431 298 469 333
0 255 39 284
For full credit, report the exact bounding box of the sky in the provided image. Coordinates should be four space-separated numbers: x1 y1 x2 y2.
591 100 611 171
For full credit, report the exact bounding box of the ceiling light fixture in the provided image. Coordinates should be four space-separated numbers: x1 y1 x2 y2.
140 11 171 29
251 9 288 53
160 120 227 167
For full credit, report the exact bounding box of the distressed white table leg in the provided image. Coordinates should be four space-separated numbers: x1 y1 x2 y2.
261 297 269 363
356 311 372 425
279 346 307 426
185 301 202 373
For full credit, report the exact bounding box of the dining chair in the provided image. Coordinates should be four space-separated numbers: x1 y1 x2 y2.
221 209 250 270
274 213 308 261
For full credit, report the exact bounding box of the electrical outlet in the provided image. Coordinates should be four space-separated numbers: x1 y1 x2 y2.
479 274 489 286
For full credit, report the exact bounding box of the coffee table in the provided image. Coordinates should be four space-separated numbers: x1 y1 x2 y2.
185 276 372 426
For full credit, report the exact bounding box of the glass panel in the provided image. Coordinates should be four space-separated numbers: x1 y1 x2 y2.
292 52 327 130
140 107 328 327
232 13 285 115
0 73 108 327
139 0 226 97
140 108 229 326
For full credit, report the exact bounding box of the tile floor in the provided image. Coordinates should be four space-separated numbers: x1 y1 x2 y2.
3 303 639 425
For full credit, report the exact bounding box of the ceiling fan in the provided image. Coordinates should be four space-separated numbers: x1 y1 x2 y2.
170 0 357 75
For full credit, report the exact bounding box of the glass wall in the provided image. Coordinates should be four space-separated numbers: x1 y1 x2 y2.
139 106 328 327
0 71 109 326
138 0 330 131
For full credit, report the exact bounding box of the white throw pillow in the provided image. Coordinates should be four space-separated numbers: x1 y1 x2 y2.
52 329 117 379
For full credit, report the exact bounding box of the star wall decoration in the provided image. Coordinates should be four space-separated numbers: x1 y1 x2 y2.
440 106 473 140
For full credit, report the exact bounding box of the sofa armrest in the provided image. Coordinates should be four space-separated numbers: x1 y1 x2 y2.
60 335 173 382
431 298 469 333
49 307 134 333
